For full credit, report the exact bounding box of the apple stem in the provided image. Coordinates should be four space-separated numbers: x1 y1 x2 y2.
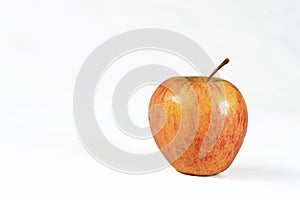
207 58 230 81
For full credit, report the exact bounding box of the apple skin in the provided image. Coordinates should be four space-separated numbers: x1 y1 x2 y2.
148 76 248 176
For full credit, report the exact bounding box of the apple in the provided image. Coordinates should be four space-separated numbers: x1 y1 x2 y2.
148 58 248 176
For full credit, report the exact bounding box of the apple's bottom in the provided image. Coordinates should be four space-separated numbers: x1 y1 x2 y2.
175 169 221 177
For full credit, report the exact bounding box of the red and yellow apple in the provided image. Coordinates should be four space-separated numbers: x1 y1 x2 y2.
148 59 248 176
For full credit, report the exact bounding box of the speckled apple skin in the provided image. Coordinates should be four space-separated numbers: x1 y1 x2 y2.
148 76 248 176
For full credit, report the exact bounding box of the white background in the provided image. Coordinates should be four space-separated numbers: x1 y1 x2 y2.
1 0 300 199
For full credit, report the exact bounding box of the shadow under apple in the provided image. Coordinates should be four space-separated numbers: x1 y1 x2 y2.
217 164 300 183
